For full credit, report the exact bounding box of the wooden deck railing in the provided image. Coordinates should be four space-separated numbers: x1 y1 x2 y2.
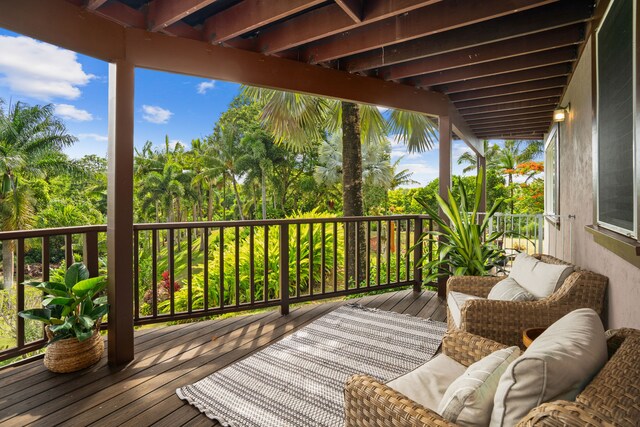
0 225 107 362
0 215 433 363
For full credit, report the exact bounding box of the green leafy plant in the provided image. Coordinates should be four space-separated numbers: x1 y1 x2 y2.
414 169 506 282
18 263 108 343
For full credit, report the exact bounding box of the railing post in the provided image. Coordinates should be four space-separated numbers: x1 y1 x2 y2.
537 214 544 254
279 224 289 316
413 218 423 293
83 230 99 277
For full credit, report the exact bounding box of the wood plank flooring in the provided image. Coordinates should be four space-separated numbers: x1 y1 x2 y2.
0 289 446 427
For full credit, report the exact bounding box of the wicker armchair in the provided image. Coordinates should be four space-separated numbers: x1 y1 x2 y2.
344 329 640 427
344 330 507 427
447 254 608 348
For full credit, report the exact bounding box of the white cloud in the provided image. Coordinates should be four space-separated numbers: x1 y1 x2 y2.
401 163 439 187
142 105 173 124
197 80 216 94
54 104 93 121
0 35 93 101
376 105 390 113
78 133 108 141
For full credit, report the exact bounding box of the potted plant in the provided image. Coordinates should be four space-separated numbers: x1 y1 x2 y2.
18 262 108 373
414 169 506 282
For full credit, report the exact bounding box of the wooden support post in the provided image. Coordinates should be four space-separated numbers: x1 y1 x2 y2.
107 60 135 365
438 115 452 298
413 218 423 293
279 224 290 316
83 231 99 278
478 154 487 215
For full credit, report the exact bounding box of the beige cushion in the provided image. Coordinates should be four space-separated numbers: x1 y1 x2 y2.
490 308 607 427
447 291 483 328
438 346 520 427
387 354 466 411
487 277 536 301
509 253 573 299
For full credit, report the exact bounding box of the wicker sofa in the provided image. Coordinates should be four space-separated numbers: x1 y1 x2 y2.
447 254 608 348
344 328 640 427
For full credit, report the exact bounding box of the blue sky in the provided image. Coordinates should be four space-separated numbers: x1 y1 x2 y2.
0 28 477 187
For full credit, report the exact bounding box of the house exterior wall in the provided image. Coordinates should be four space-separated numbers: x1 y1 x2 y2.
552 40 640 329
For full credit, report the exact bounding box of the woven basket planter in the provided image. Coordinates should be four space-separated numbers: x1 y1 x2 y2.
44 328 104 373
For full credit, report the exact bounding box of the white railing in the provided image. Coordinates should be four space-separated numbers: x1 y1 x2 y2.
480 213 576 268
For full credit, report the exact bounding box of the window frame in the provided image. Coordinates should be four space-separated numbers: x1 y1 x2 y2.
544 124 559 221
594 0 638 239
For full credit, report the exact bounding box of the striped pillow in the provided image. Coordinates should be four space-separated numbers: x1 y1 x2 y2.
488 277 536 301
437 346 520 426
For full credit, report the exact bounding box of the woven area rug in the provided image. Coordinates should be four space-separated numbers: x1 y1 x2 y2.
176 303 447 427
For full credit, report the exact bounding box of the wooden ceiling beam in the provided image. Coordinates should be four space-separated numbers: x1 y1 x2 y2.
93 1 145 28
449 76 567 102
382 24 583 80
461 97 559 116
254 0 441 54
471 118 552 131
343 0 593 73
301 0 556 63
476 124 549 133
335 0 364 23
203 0 325 44
456 88 563 110
409 47 577 87
469 114 553 126
465 106 555 122
477 129 547 138
147 0 218 32
436 64 572 94
85 0 108 10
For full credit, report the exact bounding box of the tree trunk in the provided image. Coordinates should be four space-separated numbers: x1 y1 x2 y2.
261 168 267 220
223 175 227 220
208 182 213 221
508 173 514 214
231 175 244 220
341 101 366 286
1 242 13 290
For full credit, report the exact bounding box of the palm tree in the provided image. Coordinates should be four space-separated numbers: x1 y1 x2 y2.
390 158 419 190
243 87 437 283
208 124 251 220
0 101 78 289
458 139 543 213
137 163 185 223
457 140 499 174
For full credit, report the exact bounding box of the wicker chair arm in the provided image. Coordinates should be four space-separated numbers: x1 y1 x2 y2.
446 276 502 298
344 374 456 427
441 330 508 367
460 299 549 349
516 400 616 426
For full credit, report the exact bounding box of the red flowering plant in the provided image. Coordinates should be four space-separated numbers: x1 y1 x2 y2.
143 270 181 304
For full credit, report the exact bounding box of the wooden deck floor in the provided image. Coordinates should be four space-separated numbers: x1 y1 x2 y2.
0 289 446 427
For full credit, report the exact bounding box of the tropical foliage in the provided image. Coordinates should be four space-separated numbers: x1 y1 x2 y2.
414 170 506 282
18 263 108 343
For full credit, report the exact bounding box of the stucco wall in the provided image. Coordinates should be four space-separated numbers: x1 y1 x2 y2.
552 40 640 329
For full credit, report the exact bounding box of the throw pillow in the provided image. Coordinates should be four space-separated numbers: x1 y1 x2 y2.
437 346 520 426
487 277 536 301
490 308 607 427
509 253 573 299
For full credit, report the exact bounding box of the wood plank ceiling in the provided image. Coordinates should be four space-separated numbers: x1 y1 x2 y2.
72 0 596 140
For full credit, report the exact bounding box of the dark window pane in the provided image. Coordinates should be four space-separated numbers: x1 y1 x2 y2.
597 0 634 232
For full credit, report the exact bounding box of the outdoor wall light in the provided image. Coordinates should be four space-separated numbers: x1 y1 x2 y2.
553 104 570 122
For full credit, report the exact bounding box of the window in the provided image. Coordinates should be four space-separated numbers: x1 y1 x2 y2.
596 0 636 238
545 125 559 218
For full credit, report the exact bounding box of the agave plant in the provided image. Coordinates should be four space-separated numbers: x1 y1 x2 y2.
414 169 506 282
18 263 108 343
